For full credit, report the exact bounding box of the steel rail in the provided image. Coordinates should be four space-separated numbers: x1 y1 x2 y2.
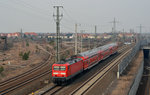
0 55 51 87
0 45 54 87
70 47 132 95
0 70 51 95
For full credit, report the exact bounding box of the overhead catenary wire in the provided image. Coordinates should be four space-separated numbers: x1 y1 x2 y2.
1 0 114 33
0 0 57 33
62 7 98 29
0 0 52 20
62 8 78 23
12 0 51 16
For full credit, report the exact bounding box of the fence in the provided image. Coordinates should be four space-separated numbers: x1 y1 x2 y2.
140 39 148 46
118 42 141 75
128 60 144 95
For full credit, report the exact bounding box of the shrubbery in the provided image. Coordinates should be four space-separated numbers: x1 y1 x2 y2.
0 66 4 73
19 52 23 56
26 41 29 46
49 40 54 45
19 51 30 60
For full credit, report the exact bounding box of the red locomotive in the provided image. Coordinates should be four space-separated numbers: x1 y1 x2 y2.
52 43 118 84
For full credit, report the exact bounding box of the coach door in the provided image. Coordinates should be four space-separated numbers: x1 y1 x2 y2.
98 53 102 61
67 65 71 76
83 59 88 70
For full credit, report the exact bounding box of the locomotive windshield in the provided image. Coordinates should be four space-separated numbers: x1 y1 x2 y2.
60 66 66 71
53 66 66 71
53 66 59 70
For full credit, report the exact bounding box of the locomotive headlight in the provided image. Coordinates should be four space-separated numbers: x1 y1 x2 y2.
53 72 58 74
60 72 66 75
61 72 66 77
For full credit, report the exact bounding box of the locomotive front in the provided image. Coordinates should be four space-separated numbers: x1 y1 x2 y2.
52 61 69 84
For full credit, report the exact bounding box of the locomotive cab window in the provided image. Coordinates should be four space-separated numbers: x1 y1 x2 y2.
60 66 66 71
53 66 59 70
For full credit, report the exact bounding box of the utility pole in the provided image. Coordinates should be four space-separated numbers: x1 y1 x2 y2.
89 36 91 50
123 29 124 33
2 36 7 50
137 24 144 41
139 25 142 41
94 25 97 48
20 28 23 39
139 24 143 34
88 34 91 50
53 6 63 62
110 18 119 42
122 29 125 42
75 24 78 55
80 30 84 53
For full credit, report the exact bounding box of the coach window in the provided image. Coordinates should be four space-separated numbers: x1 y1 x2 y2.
74 59 77 63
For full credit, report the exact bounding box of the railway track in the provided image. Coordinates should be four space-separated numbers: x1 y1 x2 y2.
40 84 64 95
70 47 132 95
0 55 50 87
0 71 51 95
39 44 134 95
0 45 55 95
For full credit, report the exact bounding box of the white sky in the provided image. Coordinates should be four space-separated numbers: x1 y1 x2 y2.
0 0 150 33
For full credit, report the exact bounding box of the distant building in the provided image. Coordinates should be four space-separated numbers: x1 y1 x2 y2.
118 33 124 38
0 33 7 37
47 33 105 39
24 32 38 36
103 34 111 39
76 33 95 39
48 33 74 39
7 33 20 38
125 33 134 38
0 32 20 38
82 34 90 38
65 33 73 39
88 34 95 39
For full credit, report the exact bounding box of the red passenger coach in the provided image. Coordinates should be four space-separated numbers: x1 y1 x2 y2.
52 43 118 84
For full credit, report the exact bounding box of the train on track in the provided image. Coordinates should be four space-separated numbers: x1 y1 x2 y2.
52 43 118 84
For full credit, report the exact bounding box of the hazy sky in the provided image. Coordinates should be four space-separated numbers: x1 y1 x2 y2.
0 0 150 33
